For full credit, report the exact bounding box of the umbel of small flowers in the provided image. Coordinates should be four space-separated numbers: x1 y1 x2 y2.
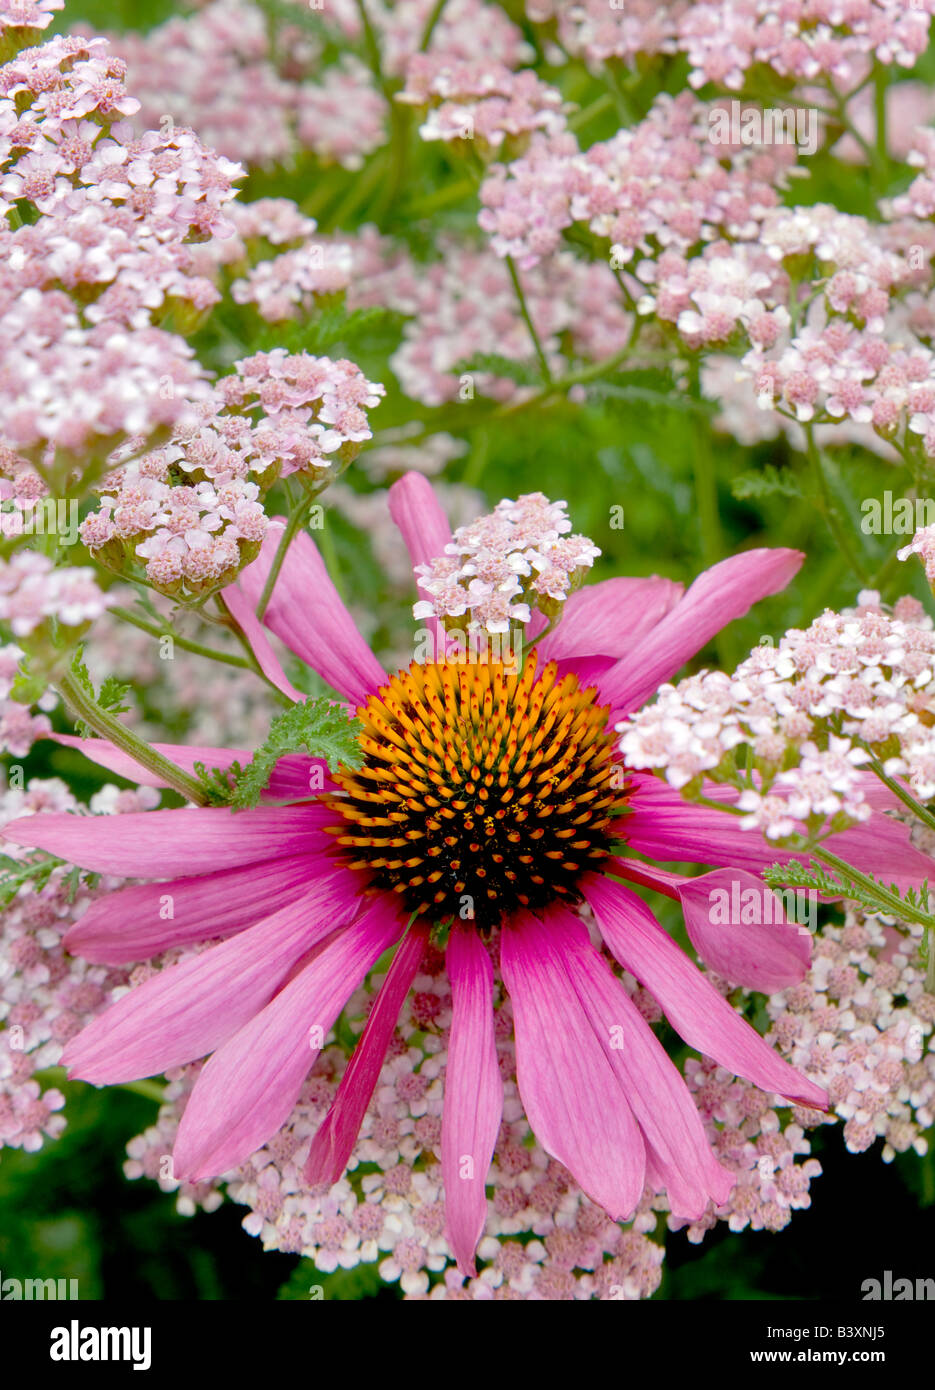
78 351 385 601
397 55 568 162
618 588 935 990
412 491 600 637
0 29 246 482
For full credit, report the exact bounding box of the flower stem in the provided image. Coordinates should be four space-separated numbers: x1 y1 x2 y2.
568 92 615 133
505 254 553 385
255 495 310 620
864 753 935 836
873 62 889 172
110 606 252 670
57 669 210 806
813 845 934 929
803 423 871 583
419 0 449 50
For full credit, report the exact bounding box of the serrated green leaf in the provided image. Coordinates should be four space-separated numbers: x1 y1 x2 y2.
0 852 66 907
98 676 132 718
731 466 803 501
252 304 404 356
453 352 542 386
230 697 363 809
588 381 717 415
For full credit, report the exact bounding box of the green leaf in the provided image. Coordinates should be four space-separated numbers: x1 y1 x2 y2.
230 697 363 809
589 381 718 415
67 649 133 735
192 761 244 807
0 852 66 907
276 1257 394 1301
453 352 542 386
764 859 932 923
98 676 132 718
251 305 404 356
731 466 803 501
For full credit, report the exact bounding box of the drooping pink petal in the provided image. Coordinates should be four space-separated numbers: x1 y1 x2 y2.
610 856 683 898
388 471 453 655
304 919 430 1188
172 896 404 1180
219 584 304 702
388 471 453 572
65 852 324 963
233 520 387 707
500 911 646 1220
607 857 810 992
598 548 804 718
584 875 827 1109
546 905 734 1218
538 576 684 665
673 868 812 992
442 925 503 1275
2 803 332 877
62 870 358 1084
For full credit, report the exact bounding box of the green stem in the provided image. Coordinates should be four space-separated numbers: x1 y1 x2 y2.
813 845 934 929
354 0 389 98
865 754 935 836
368 325 651 448
110 606 251 670
57 669 209 805
496 316 642 417
119 1078 167 1103
505 255 553 385
35 1066 165 1103
255 496 310 620
873 62 889 171
803 423 871 584
419 0 449 50
568 92 615 133
404 176 477 218
321 148 390 231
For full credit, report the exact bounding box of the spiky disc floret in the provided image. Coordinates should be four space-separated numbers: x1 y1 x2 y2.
324 653 626 927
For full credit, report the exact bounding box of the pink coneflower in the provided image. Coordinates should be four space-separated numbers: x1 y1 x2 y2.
7 474 932 1273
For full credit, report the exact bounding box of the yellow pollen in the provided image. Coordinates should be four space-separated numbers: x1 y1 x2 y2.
322 652 628 928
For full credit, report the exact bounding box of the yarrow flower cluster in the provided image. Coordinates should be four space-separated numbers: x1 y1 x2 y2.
101 0 532 176
898 521 935 580
0 642 53 757
0 776 158 1154
0 31 244 461
398 56 567 157
477 91 797 278
526 0 935 90
347 232 631 406
618 590 935 828
0 551 113 637
413 492 600 634
79 351 384 596
764 907 935 1163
